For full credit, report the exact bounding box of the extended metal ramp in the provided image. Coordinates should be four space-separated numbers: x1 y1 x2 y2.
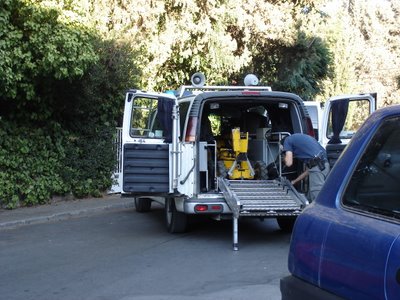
218 177 308 250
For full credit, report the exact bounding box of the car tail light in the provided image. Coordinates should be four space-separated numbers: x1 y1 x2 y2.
185 116 198 142
305 117 315 138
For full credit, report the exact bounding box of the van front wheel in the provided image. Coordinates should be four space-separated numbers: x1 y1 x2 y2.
165 198 187 233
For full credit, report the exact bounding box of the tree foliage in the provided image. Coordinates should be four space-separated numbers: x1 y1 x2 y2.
0 0 98 112
0 0 138 208
312 0 400 105
248 32 331 100
80 0 333 96
0 0 399 208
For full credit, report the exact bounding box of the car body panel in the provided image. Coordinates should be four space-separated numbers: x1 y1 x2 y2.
285 105 400 300
386 235 400 298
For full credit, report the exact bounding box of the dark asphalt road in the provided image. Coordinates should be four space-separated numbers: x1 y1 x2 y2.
0 203 290 299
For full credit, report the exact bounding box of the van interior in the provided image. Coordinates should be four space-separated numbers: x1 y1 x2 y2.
197 99 304 192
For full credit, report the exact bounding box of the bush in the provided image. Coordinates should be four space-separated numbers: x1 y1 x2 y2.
0 120 117 208
0 1 138 208
61 126 115 199
0 121 68 208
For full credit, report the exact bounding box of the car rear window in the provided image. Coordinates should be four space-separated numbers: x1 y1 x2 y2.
343 116 400 221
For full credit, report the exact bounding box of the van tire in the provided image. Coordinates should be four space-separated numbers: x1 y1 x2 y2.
277 216 296 232
165 198 187 233
135 197 152 212
254 161 268 180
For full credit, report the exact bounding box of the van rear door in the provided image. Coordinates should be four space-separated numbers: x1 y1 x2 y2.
321 94 377 167
121 90 179 195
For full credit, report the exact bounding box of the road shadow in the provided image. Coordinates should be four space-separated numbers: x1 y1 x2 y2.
129 201 292 249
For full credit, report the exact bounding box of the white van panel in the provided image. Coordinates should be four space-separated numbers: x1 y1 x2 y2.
177 143 195 197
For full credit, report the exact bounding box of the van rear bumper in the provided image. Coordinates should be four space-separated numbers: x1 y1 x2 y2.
182 194 232 214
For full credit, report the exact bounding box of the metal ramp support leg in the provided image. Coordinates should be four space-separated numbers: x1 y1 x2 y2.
218 177 241 251
233 216 239 251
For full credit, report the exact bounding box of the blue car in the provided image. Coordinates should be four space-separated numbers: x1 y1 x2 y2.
281 105 400 299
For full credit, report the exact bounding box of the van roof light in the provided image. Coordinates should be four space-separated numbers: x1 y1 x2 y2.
244 74 259 86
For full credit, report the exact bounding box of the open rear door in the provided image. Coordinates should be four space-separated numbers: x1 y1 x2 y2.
121 90 178 195
321 93 377 167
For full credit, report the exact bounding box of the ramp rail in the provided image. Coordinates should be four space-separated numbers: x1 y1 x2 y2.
218 177 307 250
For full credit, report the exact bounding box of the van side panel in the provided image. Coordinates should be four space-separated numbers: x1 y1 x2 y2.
123 143 170 193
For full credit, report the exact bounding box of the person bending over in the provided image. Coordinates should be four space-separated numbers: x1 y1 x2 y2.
281 133 330 202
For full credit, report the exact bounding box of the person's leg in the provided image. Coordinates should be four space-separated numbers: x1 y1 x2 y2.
308 163 329 202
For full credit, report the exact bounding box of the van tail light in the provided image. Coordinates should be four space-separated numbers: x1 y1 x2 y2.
194 204 223 213
195 205 208 212
185 116 198 142
305 117 315 138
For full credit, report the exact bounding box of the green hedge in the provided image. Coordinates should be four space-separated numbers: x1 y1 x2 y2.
0 1 138 209
0 120 115 209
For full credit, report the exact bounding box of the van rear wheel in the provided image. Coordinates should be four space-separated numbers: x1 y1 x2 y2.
277 216 296 232
134 197 152 212
165 198 187 233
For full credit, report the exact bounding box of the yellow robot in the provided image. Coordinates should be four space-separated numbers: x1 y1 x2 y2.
217 127 255 180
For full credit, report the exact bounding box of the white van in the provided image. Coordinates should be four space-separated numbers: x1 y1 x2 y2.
121 74 315 249
120 73 376 249
304 101 323 140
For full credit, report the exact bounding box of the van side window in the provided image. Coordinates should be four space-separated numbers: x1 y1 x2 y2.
343 116 400 220
130 97 159 137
